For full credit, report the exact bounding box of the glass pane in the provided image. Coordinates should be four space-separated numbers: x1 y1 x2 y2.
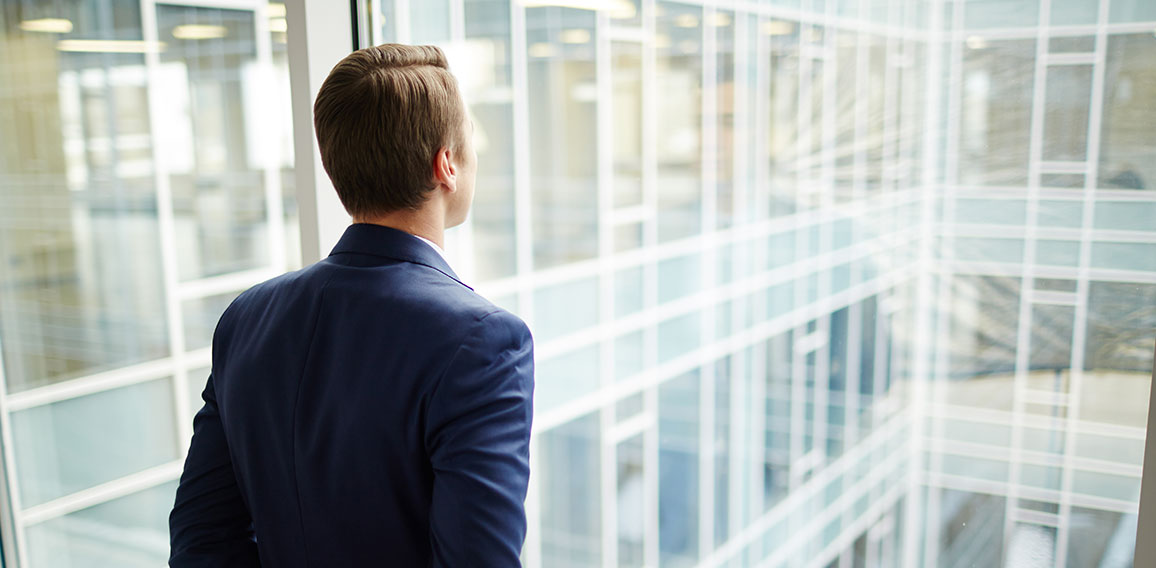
1099 33 1156 191
0 0 169 393
181 290 241 351
1067 508 1137 568
157 5 272 281
1042 65 1093 162
534 277 598 341
25 481 177 568
943 276 1020 408
617 434 644 567
659 371 699 565
537 344 599 413
959 39 1035 186
612 40 643 208
1028 303 1074 371
1048 36 1095 54
187 365 210 418
656 2 703 242
409 0 450 44
715 10 736 228
462 0 517 280
11 378 179 507
528 6 598 269
1094 201 1156 231
540 413 602 566
657 253 700 304
964 0 1039 28
766 19 800 216
1109 0 1156 23
1051 0 1098 25
615 331 644 380
937 490 1006 566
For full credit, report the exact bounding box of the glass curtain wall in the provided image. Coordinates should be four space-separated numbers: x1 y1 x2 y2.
0 0 296 566
363 0 1156 567
0 0 1153 567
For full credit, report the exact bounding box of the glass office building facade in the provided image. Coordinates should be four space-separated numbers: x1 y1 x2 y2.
0 0 1154 566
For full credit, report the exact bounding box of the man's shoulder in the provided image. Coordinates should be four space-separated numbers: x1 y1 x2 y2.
225 259 526 338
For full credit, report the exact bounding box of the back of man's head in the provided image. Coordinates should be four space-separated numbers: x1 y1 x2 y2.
313 44 465 218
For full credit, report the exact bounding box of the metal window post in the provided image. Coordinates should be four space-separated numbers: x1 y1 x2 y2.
285 0 354 265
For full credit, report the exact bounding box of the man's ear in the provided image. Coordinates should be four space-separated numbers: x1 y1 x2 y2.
433 147 457 192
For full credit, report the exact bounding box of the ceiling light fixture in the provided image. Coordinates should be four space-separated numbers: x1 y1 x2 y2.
528 43 557 58
267 3 287 18
269 18 288 33
674 14 699 28
522 0 634 14
19 18 73 34
561 29 591 44
761 20 794 36
57 39 166 53
172 24 228 40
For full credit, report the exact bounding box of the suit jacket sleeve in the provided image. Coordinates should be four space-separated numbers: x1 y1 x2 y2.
425 309 535 567
169 372 260 568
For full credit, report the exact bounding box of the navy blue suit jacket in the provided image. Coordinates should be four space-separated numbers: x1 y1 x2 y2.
170 224 534 567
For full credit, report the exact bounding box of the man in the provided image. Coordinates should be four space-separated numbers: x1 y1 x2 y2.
169 44 534 567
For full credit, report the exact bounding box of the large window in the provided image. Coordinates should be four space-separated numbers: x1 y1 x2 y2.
0 0 295 565
1 0 1155 567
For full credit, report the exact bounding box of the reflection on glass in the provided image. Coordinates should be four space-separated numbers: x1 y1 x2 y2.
766 18 799 216
617 434 644 567
715 10 736 228
157 6 271 281
463 0 517 280
612 40 643 208
528 7 598 268
1042 64 1092 162
541 413 602 567
11 378 178 507
187 365 210 417
182 290 241 351
656 2 702 242
25 481 177 567
0 1 169 392
833 31 858 201
936 490 1005 566
713 358 731 546
409 0 450 44
959 39 1034 186
943 275 1020 401
1099 33 1155 190
659 371 699 566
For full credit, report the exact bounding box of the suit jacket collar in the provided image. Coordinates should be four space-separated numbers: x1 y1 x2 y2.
329 223 471 290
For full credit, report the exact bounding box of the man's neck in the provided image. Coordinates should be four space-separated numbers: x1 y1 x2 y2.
353 208 446 249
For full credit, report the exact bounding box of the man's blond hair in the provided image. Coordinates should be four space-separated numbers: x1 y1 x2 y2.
313 44 465 216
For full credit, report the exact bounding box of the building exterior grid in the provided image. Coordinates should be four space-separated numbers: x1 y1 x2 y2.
0 0 1154 566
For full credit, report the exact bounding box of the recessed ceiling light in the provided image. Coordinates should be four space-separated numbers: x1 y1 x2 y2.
57 39 166 53
561 29 591 44
522 0 634 14
172 24 228 40
674 14 699 28
609 2 636 19
761 20 794 36
269 18 288 33
711 13 732 27
267 3 287 18
20 18 73 34
528 43 556 58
